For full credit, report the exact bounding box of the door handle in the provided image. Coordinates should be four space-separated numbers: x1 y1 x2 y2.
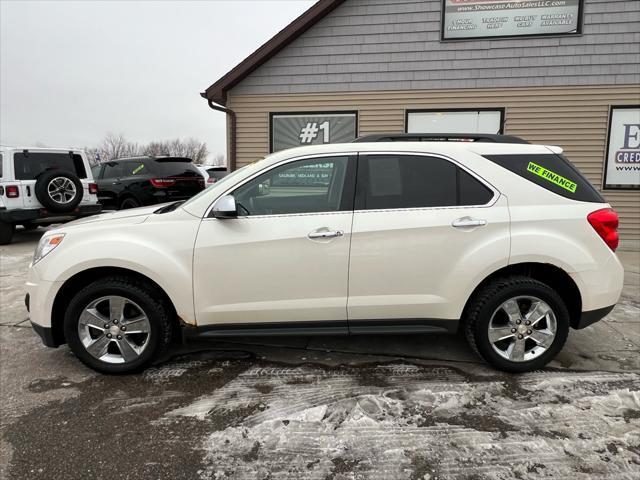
452 217 487 228
308 229 344 239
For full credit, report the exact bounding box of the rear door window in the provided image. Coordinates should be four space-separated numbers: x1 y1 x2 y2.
357 154 494 210
101 162 123 180
13 152 87 180
483 153 604 203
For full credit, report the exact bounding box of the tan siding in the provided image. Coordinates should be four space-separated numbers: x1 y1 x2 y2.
228 84 640 247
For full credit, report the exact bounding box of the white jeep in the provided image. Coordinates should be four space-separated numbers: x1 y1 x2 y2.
0 146 102 244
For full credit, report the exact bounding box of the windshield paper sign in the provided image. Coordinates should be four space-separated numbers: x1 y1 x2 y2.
527 161 577 193
442 0 581 39
604 107 640 189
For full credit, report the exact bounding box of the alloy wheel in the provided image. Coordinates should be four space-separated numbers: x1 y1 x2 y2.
78 295 151 364
488 296 557 363
47 177 77 204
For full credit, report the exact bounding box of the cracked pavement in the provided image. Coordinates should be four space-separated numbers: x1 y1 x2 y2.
1 228 639 479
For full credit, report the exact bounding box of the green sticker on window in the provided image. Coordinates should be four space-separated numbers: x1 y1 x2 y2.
527 161 577 193
132 164 145 175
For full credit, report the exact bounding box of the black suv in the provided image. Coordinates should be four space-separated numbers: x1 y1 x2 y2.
91 157 205 210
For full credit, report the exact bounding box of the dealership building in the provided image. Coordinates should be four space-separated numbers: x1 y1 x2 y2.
202 0 640 249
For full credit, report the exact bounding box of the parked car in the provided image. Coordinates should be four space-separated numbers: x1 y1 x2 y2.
92 156 205 210
26 134 623 374
196 165 228 187
0 146 101 244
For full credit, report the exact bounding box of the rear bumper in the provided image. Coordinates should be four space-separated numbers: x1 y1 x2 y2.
0 204 102 223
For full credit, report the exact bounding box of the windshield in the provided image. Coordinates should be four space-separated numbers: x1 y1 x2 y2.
181 162 258 208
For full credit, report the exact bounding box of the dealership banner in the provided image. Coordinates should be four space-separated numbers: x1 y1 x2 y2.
442 0 582 40
271 112 357 152
604 106 640 190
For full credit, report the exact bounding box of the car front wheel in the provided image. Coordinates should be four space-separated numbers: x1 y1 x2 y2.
464 276 569 373
64 277 174 374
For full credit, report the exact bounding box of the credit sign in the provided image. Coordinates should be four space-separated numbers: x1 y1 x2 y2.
604 106 640 190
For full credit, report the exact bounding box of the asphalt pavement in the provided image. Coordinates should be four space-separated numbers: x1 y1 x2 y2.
1 227 639 479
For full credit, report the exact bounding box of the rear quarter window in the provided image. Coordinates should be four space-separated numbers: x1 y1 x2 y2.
153 160 201 177
13 152 87 180
483 153 604 203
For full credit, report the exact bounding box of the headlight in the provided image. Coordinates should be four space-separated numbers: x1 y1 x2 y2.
33 234 65 265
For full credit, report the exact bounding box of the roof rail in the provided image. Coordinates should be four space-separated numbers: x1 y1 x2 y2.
352 133 529 144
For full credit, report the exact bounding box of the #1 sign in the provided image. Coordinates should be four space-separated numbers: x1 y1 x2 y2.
271 113 357 153
604 106 640 190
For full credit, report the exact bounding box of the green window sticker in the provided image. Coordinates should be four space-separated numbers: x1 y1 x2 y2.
527 161 577 193
132 164 145 175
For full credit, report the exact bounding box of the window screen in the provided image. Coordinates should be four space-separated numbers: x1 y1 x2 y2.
102 162 123 179
234 156 352 216
358 155 492 210
13 152 87 180
121 161 146 176
459 169 493 205
483 153 604 203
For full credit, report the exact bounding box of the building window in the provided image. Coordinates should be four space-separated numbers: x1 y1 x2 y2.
406 109 504 135
603 105 640 190
270 112 357 153
441 0 584 41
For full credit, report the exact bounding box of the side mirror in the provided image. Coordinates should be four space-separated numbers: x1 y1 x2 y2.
212 194 237 219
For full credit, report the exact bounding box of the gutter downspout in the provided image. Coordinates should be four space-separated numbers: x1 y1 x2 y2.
205 99 237 172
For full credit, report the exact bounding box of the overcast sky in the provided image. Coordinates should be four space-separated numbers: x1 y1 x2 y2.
0 0 315 159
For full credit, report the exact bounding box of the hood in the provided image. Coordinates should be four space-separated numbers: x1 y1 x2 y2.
62 204 164 228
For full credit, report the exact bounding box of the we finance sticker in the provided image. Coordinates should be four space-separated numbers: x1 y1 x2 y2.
527 162 577 193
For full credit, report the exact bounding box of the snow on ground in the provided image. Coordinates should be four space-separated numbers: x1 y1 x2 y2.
163 363 640 480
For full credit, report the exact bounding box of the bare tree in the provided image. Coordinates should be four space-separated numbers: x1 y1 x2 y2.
88 134 209 165
211 153 225 166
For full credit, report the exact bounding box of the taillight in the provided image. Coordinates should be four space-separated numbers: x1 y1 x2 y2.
207 178 216 184
6 185 19 198
150 178 176 188
588 208 619 251
88 183 98 194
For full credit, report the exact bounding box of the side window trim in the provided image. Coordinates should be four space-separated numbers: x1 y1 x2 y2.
354 151 499 212
204 153 359 219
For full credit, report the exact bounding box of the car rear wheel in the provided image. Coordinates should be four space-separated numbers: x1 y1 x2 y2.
64 277 174 374
464 276 569 373
119 197 140 210
0 221 15 245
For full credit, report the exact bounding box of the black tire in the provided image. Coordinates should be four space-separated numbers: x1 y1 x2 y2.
35 170 83 213
20 222 39 231
119 196 141 210
463 276 569 373
64 276 174 374
0 221 15 245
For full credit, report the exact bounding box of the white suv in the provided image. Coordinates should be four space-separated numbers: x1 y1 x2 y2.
25 135 624 374
0 146 101 244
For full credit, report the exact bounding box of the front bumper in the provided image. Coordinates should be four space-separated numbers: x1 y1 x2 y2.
30 319 59 348
25 267 63 347
0 204 102 224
